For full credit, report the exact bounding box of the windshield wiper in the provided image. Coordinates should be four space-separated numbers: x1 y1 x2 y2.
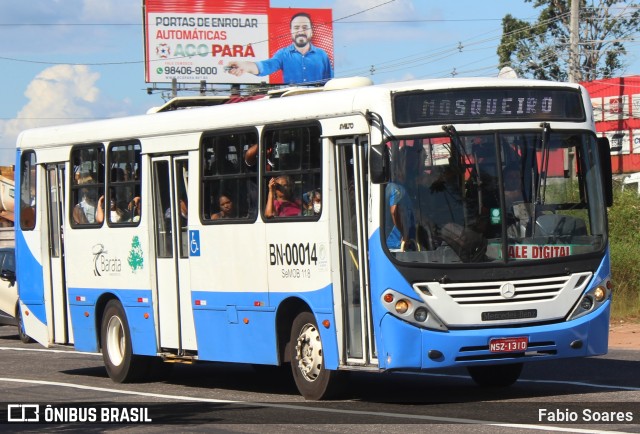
532 122 551 237
443 124 483 210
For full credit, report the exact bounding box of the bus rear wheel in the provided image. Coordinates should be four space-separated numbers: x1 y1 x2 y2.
289 311 343 400
101 299 149 383
467 362 523 387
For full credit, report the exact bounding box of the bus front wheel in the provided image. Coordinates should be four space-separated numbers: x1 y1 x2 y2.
100 300 148 383
16 306 33 344
467 362 523 387
289 311 343 400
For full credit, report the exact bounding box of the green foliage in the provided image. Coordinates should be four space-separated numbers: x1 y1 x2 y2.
498 0 640 81
609 184 640 319
127 236 144 272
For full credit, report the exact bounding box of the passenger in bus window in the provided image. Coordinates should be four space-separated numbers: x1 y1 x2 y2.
211 194 235 220
124 163 134 181
163 198 187 223
239 144 260 219
385 145 419 251
244 144 258 167
179 198 188 221
74 188 96 224
75 171 94 185
386 182 415 250
96 194 127 224
95 196 105 223
303 189 321 216
265 176 301 218
111 167 125 182
244 143 274 172
72 204 89 224
128 196 141 223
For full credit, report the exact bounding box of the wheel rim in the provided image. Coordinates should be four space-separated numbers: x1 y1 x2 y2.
295 322 322 382
105 315 126 367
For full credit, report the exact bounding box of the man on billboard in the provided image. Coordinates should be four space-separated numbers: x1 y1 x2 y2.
226 12 333 85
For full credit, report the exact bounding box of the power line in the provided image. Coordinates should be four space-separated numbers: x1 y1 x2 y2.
340 11 571 79
0 18 513 26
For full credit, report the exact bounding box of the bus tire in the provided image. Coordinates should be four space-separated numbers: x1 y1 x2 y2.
16 306 33 344
289 311 343 400
467 362 523 387
101 299 148 383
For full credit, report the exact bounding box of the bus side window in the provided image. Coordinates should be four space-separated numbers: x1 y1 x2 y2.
201 131 258 222
107 141 142 225
262 124 321 220
70 144 105 227
20 151 37 231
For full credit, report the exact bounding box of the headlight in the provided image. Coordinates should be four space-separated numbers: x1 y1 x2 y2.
567 279 611 321
382 289 447 331
395 299 410 314
593 286 606 302
580 296 593 311
414 307 428 322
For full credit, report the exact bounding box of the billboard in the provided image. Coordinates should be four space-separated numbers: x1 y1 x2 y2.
144 0 334 85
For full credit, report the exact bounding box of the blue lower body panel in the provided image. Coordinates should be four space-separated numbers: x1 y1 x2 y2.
192 286 338 368
68 288 157 356
192 306 279 364
378 302 610 370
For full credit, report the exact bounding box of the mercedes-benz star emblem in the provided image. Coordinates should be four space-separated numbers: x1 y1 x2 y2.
500 282 516 299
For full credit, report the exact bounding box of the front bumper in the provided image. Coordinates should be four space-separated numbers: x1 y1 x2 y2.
378 301 610 370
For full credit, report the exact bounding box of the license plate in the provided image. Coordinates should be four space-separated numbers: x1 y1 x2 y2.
489 337 528 353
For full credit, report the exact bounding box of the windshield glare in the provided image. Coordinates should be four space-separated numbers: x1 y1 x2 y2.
384 132 606 264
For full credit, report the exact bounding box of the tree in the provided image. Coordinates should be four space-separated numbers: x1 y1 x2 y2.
498 0 639 81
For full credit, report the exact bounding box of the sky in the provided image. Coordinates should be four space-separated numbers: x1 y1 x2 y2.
0 0 639 167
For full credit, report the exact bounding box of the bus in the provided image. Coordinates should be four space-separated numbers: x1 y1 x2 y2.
15 76 613 400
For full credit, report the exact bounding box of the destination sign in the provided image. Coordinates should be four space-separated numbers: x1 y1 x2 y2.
393 88 585 127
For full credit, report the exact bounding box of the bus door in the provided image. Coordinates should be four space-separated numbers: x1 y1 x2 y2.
151 155 196 352
335 137 376 366
45 163 71 344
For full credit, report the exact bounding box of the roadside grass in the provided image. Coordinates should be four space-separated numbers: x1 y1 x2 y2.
609 184 640 321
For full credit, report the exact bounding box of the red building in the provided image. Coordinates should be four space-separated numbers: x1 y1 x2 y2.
581 75 640 174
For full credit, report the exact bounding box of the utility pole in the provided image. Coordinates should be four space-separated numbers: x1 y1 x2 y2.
567 1 581 179
568 0 580 83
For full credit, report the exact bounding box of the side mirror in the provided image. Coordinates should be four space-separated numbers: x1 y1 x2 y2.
597 137 613 207
370 143 389 184
0 269 16 287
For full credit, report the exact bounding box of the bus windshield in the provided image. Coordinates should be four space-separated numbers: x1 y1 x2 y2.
383 130 607 264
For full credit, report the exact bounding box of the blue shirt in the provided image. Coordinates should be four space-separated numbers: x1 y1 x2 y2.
385 182 415 250
256 43 333 84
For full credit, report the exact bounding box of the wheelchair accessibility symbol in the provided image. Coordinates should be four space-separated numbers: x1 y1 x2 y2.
189 230 200 256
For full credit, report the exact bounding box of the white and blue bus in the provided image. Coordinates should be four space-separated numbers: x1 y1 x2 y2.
15 77 613 399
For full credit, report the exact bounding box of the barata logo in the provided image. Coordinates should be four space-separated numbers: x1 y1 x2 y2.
92 237 143 276
92 244 120 276
156 43 171 58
